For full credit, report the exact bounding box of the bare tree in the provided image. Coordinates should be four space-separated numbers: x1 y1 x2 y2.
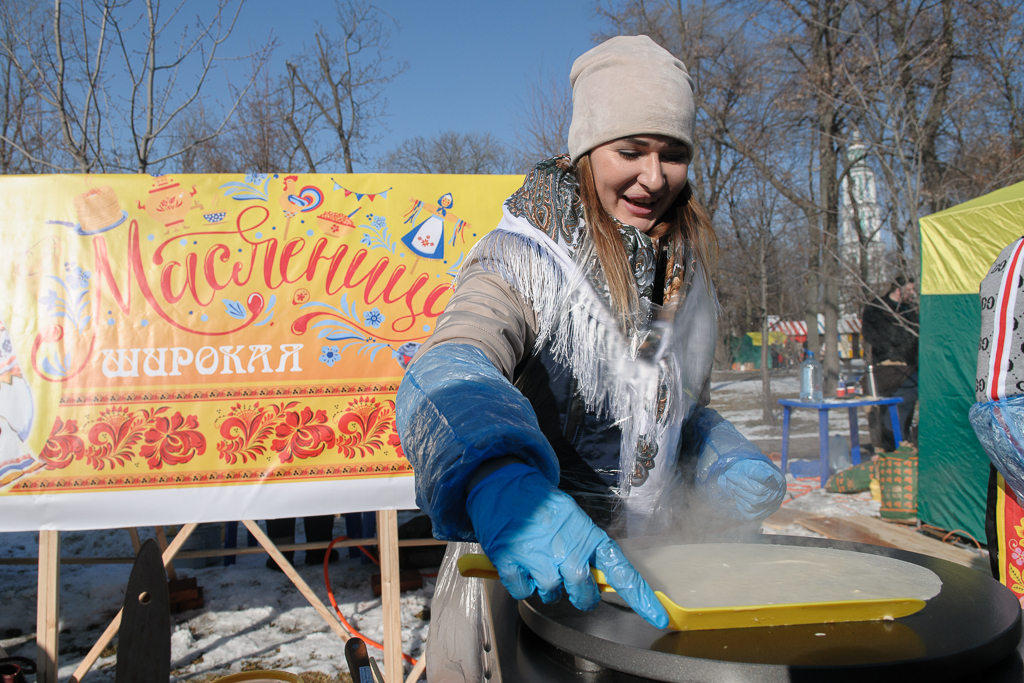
725 173 794 422
710 0 861 394
380 130 519 174
229 70 300 173
0 0 110 172
286 0 407 173
840 0 954 271
109 0 273 173
284 58 331 173
514 68 572 167
171 100 234 173
1 0 271 174
955 0 1024 193
595 0 1022 388
0 0 55 173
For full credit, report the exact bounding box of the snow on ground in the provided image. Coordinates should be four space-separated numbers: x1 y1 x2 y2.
1 516 431 683
0 372 910 682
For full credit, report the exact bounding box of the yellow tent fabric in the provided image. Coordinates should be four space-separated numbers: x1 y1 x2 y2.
921 181 1024 295
746 331 788 346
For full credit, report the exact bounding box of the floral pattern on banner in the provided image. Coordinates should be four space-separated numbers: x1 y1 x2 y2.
273 406 335 462
141 412 206 469
388 432 404 459
37 407 205 471
217 402 295 465
86 407 164 470
39 416 85 469
336 397 395 459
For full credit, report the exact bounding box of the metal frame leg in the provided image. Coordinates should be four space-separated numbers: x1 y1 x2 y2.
780 407 792 475
848 406 862 466
819 409 830 487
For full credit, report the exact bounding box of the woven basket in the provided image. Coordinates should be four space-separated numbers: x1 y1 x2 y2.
878 449 918 522
825 460 878 493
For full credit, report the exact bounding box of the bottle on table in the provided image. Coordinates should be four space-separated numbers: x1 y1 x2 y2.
800 351 823 402
837 373 846 398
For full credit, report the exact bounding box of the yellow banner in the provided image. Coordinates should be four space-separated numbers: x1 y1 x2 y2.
0 172 522 530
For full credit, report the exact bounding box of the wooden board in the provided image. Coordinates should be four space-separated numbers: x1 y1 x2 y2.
36 530 59 683
761 506 817 530
797 516 988 572
377 509 402 683
115 539 170 683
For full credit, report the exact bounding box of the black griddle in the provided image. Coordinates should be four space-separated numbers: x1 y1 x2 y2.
485 535 1023 682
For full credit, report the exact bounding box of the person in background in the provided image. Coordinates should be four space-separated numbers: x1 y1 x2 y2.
862 275 918 450
396 35 786 678
264 515 338 570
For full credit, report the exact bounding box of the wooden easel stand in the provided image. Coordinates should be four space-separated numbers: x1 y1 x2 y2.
241 520 351 643
377 510 402 683
31 516 416 683
36 530 59 683
153 525 178 581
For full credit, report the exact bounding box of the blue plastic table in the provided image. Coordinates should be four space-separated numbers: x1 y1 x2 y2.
778 396 904 486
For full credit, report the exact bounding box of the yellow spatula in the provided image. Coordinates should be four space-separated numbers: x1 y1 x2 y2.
457 553 926 631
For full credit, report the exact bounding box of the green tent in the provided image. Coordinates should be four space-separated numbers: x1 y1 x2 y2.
919 181 1024 542
727 334 783 369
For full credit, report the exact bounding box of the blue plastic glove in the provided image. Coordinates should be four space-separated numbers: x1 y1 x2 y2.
692 407 786 520
715 459 788 520
466 462 670 629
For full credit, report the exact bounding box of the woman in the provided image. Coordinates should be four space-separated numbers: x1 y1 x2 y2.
396 35 786 663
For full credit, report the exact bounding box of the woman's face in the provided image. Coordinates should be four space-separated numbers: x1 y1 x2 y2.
589 135 690 233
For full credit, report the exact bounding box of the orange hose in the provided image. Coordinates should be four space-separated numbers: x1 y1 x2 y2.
322 535 417 667
920 523 984 550
940 529 983 550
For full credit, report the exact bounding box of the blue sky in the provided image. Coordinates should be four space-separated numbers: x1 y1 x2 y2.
234 0 607 169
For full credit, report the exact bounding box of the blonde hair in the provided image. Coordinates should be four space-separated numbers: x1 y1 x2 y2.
575 155 718 326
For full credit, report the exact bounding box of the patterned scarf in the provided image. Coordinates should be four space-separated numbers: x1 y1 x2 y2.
504 156 686 332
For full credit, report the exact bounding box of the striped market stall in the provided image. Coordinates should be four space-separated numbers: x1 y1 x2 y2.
919 180 1024 542
770 315 863 358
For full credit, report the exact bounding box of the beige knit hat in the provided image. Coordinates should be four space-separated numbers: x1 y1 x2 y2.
567 35 695 164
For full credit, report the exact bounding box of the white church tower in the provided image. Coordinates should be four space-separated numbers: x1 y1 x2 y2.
840 132 886 290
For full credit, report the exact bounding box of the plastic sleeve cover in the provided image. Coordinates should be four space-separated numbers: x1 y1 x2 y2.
396 342 560 541
691 406 786 520
970 395 1024 499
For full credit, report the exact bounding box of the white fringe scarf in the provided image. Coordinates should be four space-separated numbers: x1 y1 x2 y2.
456 202 719 534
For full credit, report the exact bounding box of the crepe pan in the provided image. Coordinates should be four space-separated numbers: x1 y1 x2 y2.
505 536 1022 682
458 541 934 631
